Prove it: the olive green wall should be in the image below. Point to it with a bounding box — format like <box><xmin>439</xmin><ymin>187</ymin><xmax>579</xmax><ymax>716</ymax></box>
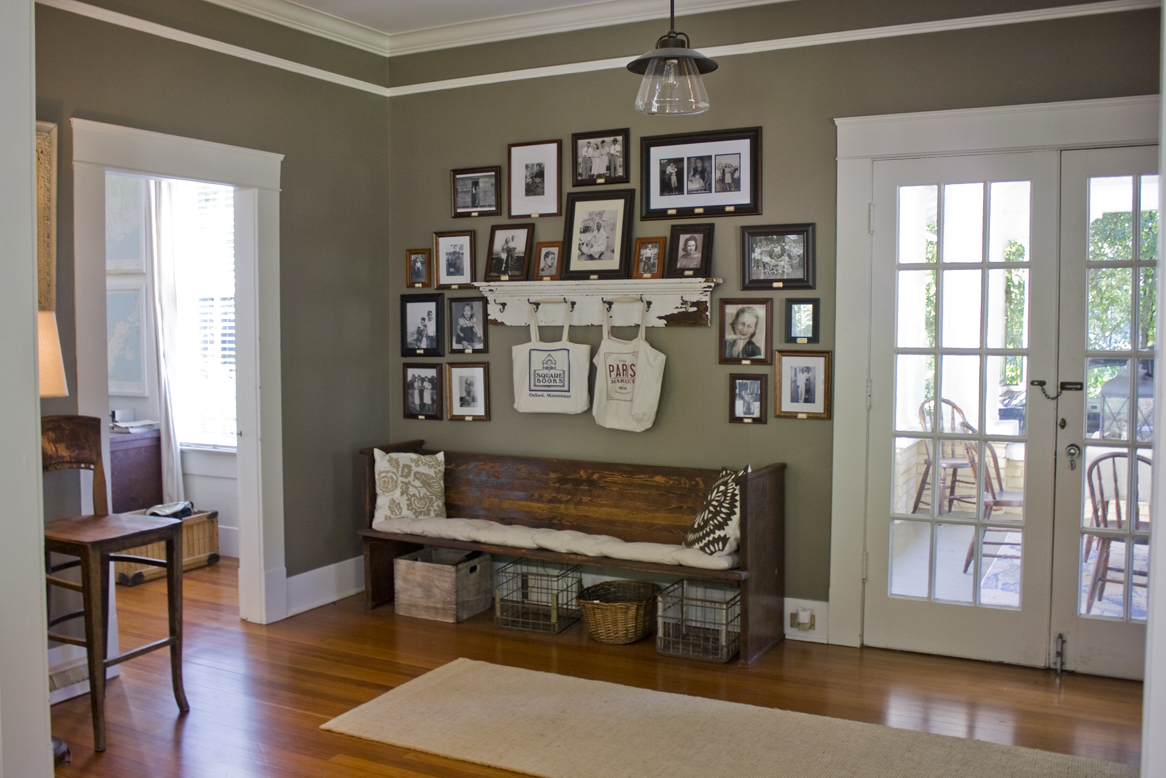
<box><xmin>35</xmin><ymin>2</ymin><xmax>391</xmax><ymax>576</ymax></box>
<box><xmin>388</xmin><ymin>6</ymin><xmax>1160</xmax><ymax>602</ymax></box>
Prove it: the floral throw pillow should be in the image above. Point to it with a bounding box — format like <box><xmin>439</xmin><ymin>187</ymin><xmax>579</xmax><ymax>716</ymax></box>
<box><xmin>374</xmin><ymin>449</ymin><xmax>446</xmax><ymax>520</ymax></box>
<box><xmin>683</xmin><ymin>467</ymin><xmax>747</xmax><ymax>556</ymax></box>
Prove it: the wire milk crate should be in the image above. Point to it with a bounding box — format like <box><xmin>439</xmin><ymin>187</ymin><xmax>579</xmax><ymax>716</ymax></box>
<box><xmin>656</xmin><ymin>580</ymin><xmax>741</xmax><ymax>662</ymax></box>
<box><xmin>494</xmin><ymin>559</ymin><xmax>582</xmax><ymax>633</ymax></box>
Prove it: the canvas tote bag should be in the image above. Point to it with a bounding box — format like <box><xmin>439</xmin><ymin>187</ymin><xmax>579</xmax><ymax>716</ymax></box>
<box><xmin>591</xmin><ymin>302</ymin><xmax>666</xmax><ymax>432</ymax></box>
<box><xmin>512</xmin><ymin>303</ymin><xmax>591</xmax><ymax>414</ymax></box>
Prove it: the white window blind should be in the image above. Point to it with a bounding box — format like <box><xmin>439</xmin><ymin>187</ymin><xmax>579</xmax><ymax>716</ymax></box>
<box><xmin>168</xmin><ymin>180</ymin><xmax>236</xmax><ymax>448</ymax></box>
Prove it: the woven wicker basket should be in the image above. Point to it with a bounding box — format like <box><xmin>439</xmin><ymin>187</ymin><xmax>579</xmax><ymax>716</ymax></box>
<box><xmin>577</xmin><ymin>580</ymin><xmax>660</xmax><ymax>644</ymax></box>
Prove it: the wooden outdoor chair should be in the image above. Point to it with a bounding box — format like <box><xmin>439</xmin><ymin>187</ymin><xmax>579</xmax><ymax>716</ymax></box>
<box><xmin>911</xmin><ymin>398</ymin><xmax>976</xmax><ymax>515</ymax></box>
<box><xmin>1083</xmin><ymin>451</ymin><xmax>1151</xmax><ymax>614</ymax></box>
<box><xmin>960</xmin><ymin>424</ymin><xmax>1024</xmax><ymax>573</ymax></box>
<box><xmin>42</xmin><ymin>415</ymin><xmax>189</xmax><ymax>752</ymax></box>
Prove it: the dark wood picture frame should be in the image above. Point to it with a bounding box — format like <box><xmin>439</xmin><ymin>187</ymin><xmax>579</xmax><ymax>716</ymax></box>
<box><xmin>450</xmin><ymin>166</ymin><xmax>501</xmax><ymax>218</ymax></box>
<box><xmin>404</xmin><ymin>248</ymin><xmax>431</xmax><ymax>288</ymax></box>
<box><xmin>448</xmin><ymin>296</ymin><xmax>488</xmax><ymax>354</ymax></box>
<box><xmin>400</xmin><ymin>292</ymin><xmax>445</xmax><ymax>358</ymax></box>
<box><xmin>571</xmin><ymin>128</ymin><xmax>630</xmax><ymax>187</ymax></box>
<box><xmin>775</xmin><ymin>350</ymin><xmax>832</xmax><ymax>420</ymax></box>
<box><xmin>561</xmin><ymin>188</ymin><xmax>636</xmax><ymax>281</ymax></box>
<box><xmin>666</xmin><ymin>222</ymin><xmax>714</xmax><ymax>278</ymax></box>
<box><xmin>533</xmin><ymin>241</ymin><xmax>563</xmax><ymax>280</ymax></box>
<box><xmin>445</xmin><ymin>362</ymin><xmax>490</xmax><ymax>421</ymax></box>
<box><xmin>402</xmin><ymin>362</ymin><xmax>443</xmax><ymax>420</ymax></box>
<box><xmin>484</xmin><ymin>223</ymin><xmax>535</xmax><ymax>282</ymax></box>
<box><xmin>729</xmin><ymin>373</ymin><xmax>768</xmax><ymax>424</ymax></box>
<box><xmin>785</xmin><ymin>297</ymin><xmax>820</xmax><ymax>344</ymax></box>
<box><xmin>632</xmin><ymin>237</ymin><xmax>666</xmax><ymax>280</ymax></box>
<box><xmin>433</xmin><ymin>230</ymin><xmax>476</xmax><ymax>290</ymax></box>
<box><xmin>741</xmin><ymin>223</ymin><xmax>816</xmax><ymax>290</ymax></box>
<box><xmin>640</xmin><ymin>127</ymin><xmax>761</xmax><ymax>220</ymax></box>
<box><xmin>508</xmin><ymin>139</ymin><xmax>562</xmax><ymax>218</ymax></box>
<box><xmin>719</xmin><ymin>297</ymin><xmax>773</xmax><ymax>365</ymax></box>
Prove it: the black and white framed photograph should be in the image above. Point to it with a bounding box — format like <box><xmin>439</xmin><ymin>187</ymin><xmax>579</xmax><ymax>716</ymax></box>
<box><xmin>571</xmin><ymin>128</ymin><xmax>630</xmax><ymax>186</ymax></box>
<box><xmin>785</xmin><ymin>297</ymin><xmax>820</xmax><ymax>344</ymax></box>
<box><xmin>632</xmin><ymin>237</ymin><xmax>665</xmax><ymax>279</ymax></box>
<box><xmin>403</xmin><ymin>363</ymin><xmax>443</xmax><ymax>420</ymax></box>
<box><xmin>775</xmin><ymin>350</ymin><xmax>832</xmax><ymax>420</ymax></box>
<box><xmin>484</xmin><ymin>223</ymin><xmax>535</xmax><ymax>281</ymax></box>
<box><xmin>729</xmin><ymin>373</ymin><xmax>767</xmax><ymax>424</ymax></box>
<box><xmin>641</xmin><ymin>127</ymin><xmax>761</xmax><ymax>220</ymax></box>
<box><xmin>400</xmin><ymin>293</ymin><xmax>444</xmax><ymax>357</ymax></box>
<box><xmin>450</xmin><ymin>166</ymin><xmax>501</xmax><ymax>218</ymax></box>
<box><xmin>560</xmin><ymin>189</ymin><xmax>635</xmax><ymax>281</ymax></box>
<box><xmin>433</xmin><ymin>230</ymin><xmax>475</xmax><ymax>289</ymax></box>
<box><xmin>666</xmin><ymin>222</ymin><xmax>714</xmax><ymax>278</ymax></box>
<box><xmin>405</xmin><ymin>248</ymin><xmax>431</xmax><ymax>288</ymax></box>
<box><xmin>448</xmin><ymin>297</ymin><xmax>487</xmax><ymax>353</ymax></box>
<box><xmin>533</xmin><ymin>241</ymin><xmax>563</xmax><ymax>280</ymax></box>
<box><xmin>509</xmin><ymin>140</ymin><xmax>562</xmax><ymax>218</ymax></box>
<box><xmin>719</xmin><ymin>298</ymin><xmax>773</xmax><ymax>365</ymax></box>
<box><xmin>741</xmin><ymin>223</ymin><xmax>815</xmax><ymax>290</ymax></box>
<box><xmin>445</xmin><ymin>362</ymin><xmax>490</xmax><ymax>421</ymax></box>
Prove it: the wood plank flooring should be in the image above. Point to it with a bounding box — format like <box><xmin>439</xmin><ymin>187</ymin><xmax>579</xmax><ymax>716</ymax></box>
<box><xmin>51</xmin><ymin>559</ymin><xmax>1142</xmax><ymax>776</ymax></box>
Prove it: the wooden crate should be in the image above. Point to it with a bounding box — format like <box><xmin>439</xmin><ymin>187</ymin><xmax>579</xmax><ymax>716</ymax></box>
<box><xmin>114</xmin><ymin>509</ymin><xmax>220</xmax><ymax>586</ymax></box>
<box><xmin>394</xmin><ymin>548</ymin><xmax>492</xmax><ymax>623</ymax></box>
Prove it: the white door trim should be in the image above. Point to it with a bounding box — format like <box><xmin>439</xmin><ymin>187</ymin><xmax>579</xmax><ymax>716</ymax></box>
<box><xmin>70</xmin><ymin>119</ymin><xmax>287</xmax><ymax>624</ymax></box>
<box><xmin>830</xmin><ymin>95</ymin><xmax>1161</xmax><ymax>648</ymax></box>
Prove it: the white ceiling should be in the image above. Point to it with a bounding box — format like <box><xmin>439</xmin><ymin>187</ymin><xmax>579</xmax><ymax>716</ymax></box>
<box><xmin>203</xmin><ymin>0</ymin><xmax>789</xmax><ymax>56</ymax></box>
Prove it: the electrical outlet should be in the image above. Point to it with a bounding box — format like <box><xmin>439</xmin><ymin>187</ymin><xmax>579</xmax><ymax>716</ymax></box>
<box><xmin>789</xmin><ymin>611</ymin><xmax>816</xmax><ymax>630</ymax></box>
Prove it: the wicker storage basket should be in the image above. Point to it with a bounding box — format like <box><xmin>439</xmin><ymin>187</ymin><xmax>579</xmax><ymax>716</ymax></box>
<box><xmin>578</xmin><ymin>580</ymin><xmax>660</xmax><ymax>644</ymax></box>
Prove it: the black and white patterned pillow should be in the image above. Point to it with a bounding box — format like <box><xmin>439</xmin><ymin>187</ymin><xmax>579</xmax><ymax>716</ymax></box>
<box><xmin>683</xmin><ymin>468</ymin><xmax>747</xmax><ymax>556</ymax></box>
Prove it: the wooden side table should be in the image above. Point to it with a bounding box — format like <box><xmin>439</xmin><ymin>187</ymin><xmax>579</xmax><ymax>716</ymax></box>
<box><xmin>44</xmin><ymin>512</ymin><xmax>189</xmax><ymax>752</ymax></box>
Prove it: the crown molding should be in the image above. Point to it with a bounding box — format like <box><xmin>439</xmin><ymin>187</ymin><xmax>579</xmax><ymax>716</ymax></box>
<box><xmin>202</xmin><ymin>0</ymin><xmax>795</xmax><ymax>57</ymax></box>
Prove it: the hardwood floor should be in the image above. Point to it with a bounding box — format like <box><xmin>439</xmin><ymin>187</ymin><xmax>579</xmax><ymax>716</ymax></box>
<box><xmin>51</xmin><ymin>559</ymin><xmax>1142</xmax><ymax>776</ymax></box>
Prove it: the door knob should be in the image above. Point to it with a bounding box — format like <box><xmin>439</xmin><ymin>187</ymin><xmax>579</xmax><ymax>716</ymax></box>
<box><xmin>1066</xmin><ymin>443</ymin><xmax>1081</xmax><ymax>470</ymax></box>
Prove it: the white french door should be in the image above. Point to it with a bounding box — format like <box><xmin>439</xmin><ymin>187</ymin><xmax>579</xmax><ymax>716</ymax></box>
<box><xmin>865</xmin><ymin>151</ymin><xmax>1060</xmax><ymax>666</ymax></box>
<box><xmin>865</xmin><ymin>146</ymin><xmax>1157</xmax><ymax>676</ymax></box>
<box><xmin>1050</xmin><ymin>146</ymin><xmax>1156</xmax><ymax>679</ymax></box>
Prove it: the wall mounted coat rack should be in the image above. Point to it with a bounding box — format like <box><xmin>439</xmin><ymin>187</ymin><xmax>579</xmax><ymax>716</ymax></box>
<box><xmin>473</xmin><ymin>278</ymin><xmax>721</xmax><ymax>328</ymax></box>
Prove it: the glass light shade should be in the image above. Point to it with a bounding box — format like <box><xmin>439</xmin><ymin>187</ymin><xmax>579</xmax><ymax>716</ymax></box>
<box><xmin>38</xmin><ymin>311</ymin><xmax>68</xmax><ymax>398</ymax></box>
<box><xmin>634</xmin><ymin>55</ymin><xmax>709</xmax><ymax>116</ymax></box>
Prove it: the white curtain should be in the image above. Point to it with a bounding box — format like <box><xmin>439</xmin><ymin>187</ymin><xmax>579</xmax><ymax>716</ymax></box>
<box><xmin>148</xmin><ymin>179</ymin><xmax>185</xmax><ymax>503</ymax></box>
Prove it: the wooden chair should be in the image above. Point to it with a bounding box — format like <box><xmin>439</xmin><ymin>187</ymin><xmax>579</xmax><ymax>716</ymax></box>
<box><xmin>42</xmin><ymin>415</ymin><xmax>189</xmax><ymax>752</ymax></box>
<box><xmin>960</xmin><ymin>427</ymin><xmax>1024</xmax><ymax>573</ymax></box>
<box><xmin>1084</xmin><ymin>451</ymin><xmax>1151</xmax><ymax>614</ymax></box>
<box><xmin>910</xmin><ymin>398</ymin><xmax>976</xmax><ymax>515</ymax></box>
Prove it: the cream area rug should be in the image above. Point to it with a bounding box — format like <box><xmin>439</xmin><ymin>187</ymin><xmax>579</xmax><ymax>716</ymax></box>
<box><xmin>322</xmin><ymin>658</ymin><xmax>1137</xmax><ymax>778</ymax></box>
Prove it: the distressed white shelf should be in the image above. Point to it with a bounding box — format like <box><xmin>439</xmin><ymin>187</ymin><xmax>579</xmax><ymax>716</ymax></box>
<box><xmin>473</xmin><ymin>278</ymin><xmax>722</xmax><ymax>328</ymax></box>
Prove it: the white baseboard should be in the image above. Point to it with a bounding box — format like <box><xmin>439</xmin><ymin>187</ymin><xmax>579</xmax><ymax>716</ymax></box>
<box><xmin>783</xmin><ymin>598</ymin><xmax>829</xmax><ymax>644</ymax></box>
<box><xmin>218</xmin><ymin>524</ymin><xmax>240</xmax><ymax>558</ymax></box>
<box><xmin>285</xmin><ymin>555</ymin><xmax>364</xmax><ymax>617</ymax></box>
<box><xmin>47</xmin><ymin>644</ymin><xmax>119</xmax><ymax>704</ymax></box>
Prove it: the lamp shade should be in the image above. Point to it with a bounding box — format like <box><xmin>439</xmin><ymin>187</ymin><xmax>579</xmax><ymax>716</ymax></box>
<box><xmin>628</xmin><ymin>32</ymin><xmax>717</xmax><ymax>116</ymax></box>
<box><xmin>38</xmin><ymin>310</ymin><xmax>68</xmax><ymax>398</ymax></box>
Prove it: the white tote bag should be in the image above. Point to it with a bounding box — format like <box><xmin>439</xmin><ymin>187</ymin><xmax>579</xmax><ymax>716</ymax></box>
<box><xmin>591</xmin><ymin>302</ymin><xmax>666</xmax><ymax>432</ymax></box>
<box><xmin>512</xmin><ymin>303</ymin><xmax>591</xmax><ymax>414</ymax></box>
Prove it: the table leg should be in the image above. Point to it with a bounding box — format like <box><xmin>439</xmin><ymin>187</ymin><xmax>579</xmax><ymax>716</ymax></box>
<box><xmin>166</xmin><ymin>533</ymin><xmax>189</xmax><ymax>713</ymax></box>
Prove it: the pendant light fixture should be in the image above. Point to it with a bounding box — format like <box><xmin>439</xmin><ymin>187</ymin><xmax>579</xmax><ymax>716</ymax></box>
<box><xmin>627</xmin><ymin>0</ymin><xmax>718</xmax><ymax>116</ymax></box>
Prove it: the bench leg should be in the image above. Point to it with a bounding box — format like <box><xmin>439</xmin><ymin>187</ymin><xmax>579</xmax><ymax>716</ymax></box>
<box><xmin>363</xmin><ymin>538</ymin><xmax>424</xmax><ymax>609</ymax></box>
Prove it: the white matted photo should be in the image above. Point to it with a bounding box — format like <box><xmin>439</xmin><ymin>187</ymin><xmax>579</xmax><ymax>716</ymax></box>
<box><xmin>775</xmin><ymin>350</ymin><xmax>832</xmax><ymax>419</ymax></box>
<box><xmin>445</xmin><ymin>362</ymin><xmax>490</xmax><ymax>420</ymax></box>
<box><xmin>433</xmin><ymin>231</ymin><xmax>475</xmax><ymax>288</ymax></box>
<box><xmin>509</xmin><ymin>140</ymin><xmax>561</xmax><ymax>218</ymax></box>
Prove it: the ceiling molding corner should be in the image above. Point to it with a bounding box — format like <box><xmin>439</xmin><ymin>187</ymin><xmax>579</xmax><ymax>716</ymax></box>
<box><xmin>200</xmin><ymin>0</ymin><xmax>392</xmax><ymax>54</ymax></box>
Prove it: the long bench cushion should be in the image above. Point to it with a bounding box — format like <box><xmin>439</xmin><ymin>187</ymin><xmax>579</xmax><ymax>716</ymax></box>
<box><xmin>371</xmin><ymin>516</ymin><xmax>739</xmax><ymax>571</ymax></box>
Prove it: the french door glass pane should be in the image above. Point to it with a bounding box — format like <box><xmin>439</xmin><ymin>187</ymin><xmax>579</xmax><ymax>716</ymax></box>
<box><xmin>986</xmin><ymin>355</ymin><xmax>1027</xmax><ymax>436</ymax></box>
<box><xmin>979</xmin><ymin>527</ymin><xmax>1021</xmax><ymax>608</ymax></box>
<box><xmin>1080</xmin><ymin>534</ymin><xmax>1126</xmax><ymax>618</ymax></box>
<box><xmin>1088</xmin><ymin>176</ymin><xmax>1133</xmax><ymax>263</ymax></box>
<box><xmin>1141</xmin><ymin>175</ymin><xmax>1158</xmax><ymax>262</ymax></box>
<box><xmin>891</xmin><ymin>520</ymin><xmax>931</xmax><ymax>598</ymax></box>
<box><xmin>988</xmin><ymin>181</ymin><xmax>1031</xmax><ymax>263</ymax></box>
<box><xmin>899</xmin><ymin>185</ymin><xmax>938</xmax><ymax>264</ymax></box>
<box><xmin>897</xmin><ymin>270</ymin><xmax>936</xmax><ymax>347</ymax></box>
<box><xmin>1132</xmin><ymin>539</ymin><xmax>1150</xmax><ymax>621</ymax></box>
<box><xmin>1140</xmin><ymin>268</ymin><xmax>1156</xmax><ymax>348</ymax></box>
<box><xmin>1133</xmin><ymin>448</ymin><xmax>1153</xmax><ymax>532</ymax></box>
<box><xmin>980</xmin><ymin>441</ymin><xmax>1025</xmax><ymax>523</ymax></box>
<box><xmin>1087</xmin><ymin>268</ymin><xmax>1132</xmax><ymax>351</ymax></box>
<box><xmin>934</xmin><ymin>523</ymin><xmax>975</xmax><ymax>603</ymax></box>
<box><xmin>940</xmin><ymin>355</ymin><xmax>980</xmax><ymax>431</ymax></box>
<box><xmin>986</xmin><ymin>268</ymin><xmax>1029</xmax><ymax>349</ymax></box>
<box><xmin>893</xmin><ymin>438</ymin><xmax>932</xmax><ymax>517</ymax></box>
<box><xmin>1088</xmin><ymin>359</ymin><xmax>1131</xmax><ymax>441</ymax></box>
<box><xmin>943</xmin><ymin>183</ymin><xmax>984</xmax><ymax>263</ymax></box>
<box><xmin>895</xmin><ymin>355</ymin><xmax>933</xmax><ymax>432</ymax></box>
<box><xmin>941</xmin><ymin>269</ymin><xmax>982</xmax><ymax>348</ymax></box>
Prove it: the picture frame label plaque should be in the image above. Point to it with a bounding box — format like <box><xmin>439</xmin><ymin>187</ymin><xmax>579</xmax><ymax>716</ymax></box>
<box><xmin>695</xmin><ymin>208</ymin><xmax>704</xmax><ymax>214</ymax></box>
<box><xmin>798</xmin><ymin>338</ymin><xmax>808</xmax><ymax>344</ymax></box>
<box><xmin>532</xmin><ymin>213</ymin><xmax>540</xmax><ymax>218</ymax></box>
<box><xmin>726</xmin><ymin>206</ymin><xmax>736</xmax><ymax>212</ymax></box>
<box><xmin>500</xmin><ymin>275</ymin><xmax>509</xmax><ymax>281</ymax></box>
<box><xmin>742</xmin><ymin>360</ymin><xmax>751</xmax><ymax>365</ymax></box>
<box><xmin>596</xmin><ymin>178</ymin><xmax>605</xmax><ymax>184</ymax></box>
<box><xmin>743</xmin><ymin>418</ymin><xmax>753</xmax><ymax>424</ymax></box>
<box><xmin>798</xmin><ymin>413</ymin><xmax>808</xmax><ymax>419</ymax></box>
<box><xmin>415</xmin><ymin>349</ymin><xmax>423</xmax><ymax>354</ymax></box>
<box><xmin>667</xmin><ymin>209</ymin><xmax>676</xmax><ymax>215</ymax></box>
